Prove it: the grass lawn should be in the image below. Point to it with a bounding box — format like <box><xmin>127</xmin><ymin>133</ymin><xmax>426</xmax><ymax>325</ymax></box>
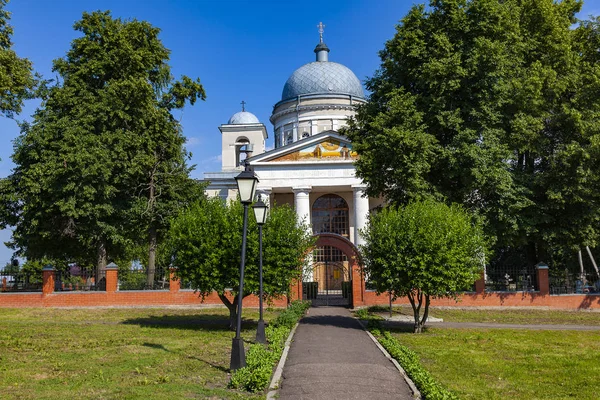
<box><xmin>390</xmin><ymin>327</ymin><xmax>600</xmax><ymax>399</ymax></box>
<box><xmin>0</xmin><ymin>307</ymin><xmax>281</xmax><ymax>399</ymax></box>
<box><xmin>369</xmin><ymin>304</ymin><xmax>600</xmax><ymax>325</ymax></box>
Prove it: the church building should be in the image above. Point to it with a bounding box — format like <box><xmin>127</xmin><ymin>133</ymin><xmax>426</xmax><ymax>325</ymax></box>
<box><xmin>204</xmin><ymin>25</ymin><xmax>383</xmax><ymax>306</ymax></box>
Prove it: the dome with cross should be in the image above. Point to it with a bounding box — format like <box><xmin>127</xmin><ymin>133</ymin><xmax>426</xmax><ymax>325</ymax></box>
<box><xmin>280</xmin><ymin>22</ymin><xmax>364</xmax><ymax>102</ymax></box>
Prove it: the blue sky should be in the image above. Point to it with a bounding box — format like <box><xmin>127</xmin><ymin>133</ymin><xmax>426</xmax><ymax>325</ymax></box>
<box><xmin>1</xmin><ymin>0</ymin><xmax>600</xmax><ymax>266</ymax></box>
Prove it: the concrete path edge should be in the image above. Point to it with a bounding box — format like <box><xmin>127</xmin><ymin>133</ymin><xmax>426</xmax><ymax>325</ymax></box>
<box><xmin>358</xmin><ymin>319</ymin><xmax>422</xmax><ymax>399</ymax></box>
<box><xmin>266</xmin><ymin>321</ymin><xmax>299</xmax><ymax>400</ymax></box>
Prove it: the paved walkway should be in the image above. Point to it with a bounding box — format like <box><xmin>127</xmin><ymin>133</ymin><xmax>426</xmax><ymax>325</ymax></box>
<box><xmin>277</xmin><ymin>306</ymin><xmax>414</xmax><ymax>400</ymax></box>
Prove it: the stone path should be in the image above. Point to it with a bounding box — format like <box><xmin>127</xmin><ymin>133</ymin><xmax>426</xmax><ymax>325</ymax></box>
<box><xmin>276</xmin><ymin>306</ymin><xmax>415</xmax><ymax>400</ymax></box>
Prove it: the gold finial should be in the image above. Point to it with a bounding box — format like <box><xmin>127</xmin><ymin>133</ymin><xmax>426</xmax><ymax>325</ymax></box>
<box><xmin>317</xmin><ymin>22</ymin><xmax>325</xmax><ymax>43</ymax></box>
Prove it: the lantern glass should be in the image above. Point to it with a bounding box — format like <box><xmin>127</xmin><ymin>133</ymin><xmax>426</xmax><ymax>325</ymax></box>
<box><xmin>235</xmin><ymin>169</ymin><xmax>258</xmax><ymax>204</ymax></box>
<box><xmin>252</xmin><ymin>197</ymin><xmax>269</xmax><ymax>225</ymax></box>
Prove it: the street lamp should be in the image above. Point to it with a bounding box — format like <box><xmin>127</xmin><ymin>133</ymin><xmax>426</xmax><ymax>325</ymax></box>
<box><xmin>230</xmin><ymin>161</ymin><xmax>258</xmax><ymax>371</ymax></box>
<box><xmin>252</xmin><ymin>194</ymin><xmax>269</xmax><ymax>344</ymax></box>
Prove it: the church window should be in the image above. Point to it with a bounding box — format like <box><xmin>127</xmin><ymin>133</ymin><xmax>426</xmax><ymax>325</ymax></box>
<box><xmin>302</xmin><ymin>132</ymin><xmax>310</xmax><ymax>139</ymax></box>
<box><xmin>312</xmin><ymin>194</ymin><xmax>349</xmax><ymax>238</ymax></box>
<box><xmin>284</xmin><ymin>123</ymin><xmax>293</xmax><ymax>145</ymax></box>
<box><xmin>313</xmin><ymin>245</ymin><xmax>348</xmax><ymax>263</ymax></box>
<box><xmin>317</xmin><ymin>119</ymin><xmax>333</xmax><ymax>133</ymax></box>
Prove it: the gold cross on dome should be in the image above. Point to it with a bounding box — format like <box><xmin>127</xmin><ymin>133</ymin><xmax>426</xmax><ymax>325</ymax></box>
<box><xmin>317</xmin><ymin>22</ymin><xmax>325</xmax><ymax>43</ymax></box>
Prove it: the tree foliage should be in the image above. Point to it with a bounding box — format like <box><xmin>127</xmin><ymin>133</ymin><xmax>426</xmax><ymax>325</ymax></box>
<box><xmin>345</xmin><ymin>0</ymin><xmax>600</xmax><ymax>268</ymax></box>
<box><xmin>361</xmin><ymin>200</ymin><xmax>487</xmax><ymax>332</ymax></box>
<box><xmin>0</xmin><ymin>0</ymin><xmax>36</xmax><ymax>118</ymax></box>
<box><xmin>0</xmin><ymin>11</ymin><xmax>205</xmax><ymax>270</ymax></box>
<box><xmin>168</xmin><ymin>198</ymin><xmax>314</xmax><ymax>328</ymax></box>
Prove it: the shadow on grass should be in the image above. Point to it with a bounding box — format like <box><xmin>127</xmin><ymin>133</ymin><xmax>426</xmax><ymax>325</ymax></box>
<box><xmin>122</xmin><ymin>313</ymin><xmax>257</xmax><ymax>333</ymax></box>
<box><xmin>141</xmin><ymin>342</ymin><xmax>229</xmax><ymax>372</ymax></box>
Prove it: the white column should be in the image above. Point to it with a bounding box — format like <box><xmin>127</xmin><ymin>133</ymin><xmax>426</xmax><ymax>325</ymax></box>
<box><xmin>293</xmin><ymin>187</ymin><xmax>313</xmax><ymax>281</ymax></box>
<box><xmin>353</xmin><ymin>185</ymin><xmax>369</xmax><ymax>246</ymax></box>
<box><xmin>293</xmin><ymin>187</ymin><xmax>312</xmax><ymax>228</ymax></box>
<box><xmin>292</xmin><ymin>124</ymin><xmax>298</xmax><ymax>143</ymax></box>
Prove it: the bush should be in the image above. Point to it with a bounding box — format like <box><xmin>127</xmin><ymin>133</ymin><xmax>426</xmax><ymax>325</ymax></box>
<box><xmin>229</xmin><ymin>300</ymin><xmax>310</xmax><ymax>392</ymax></box>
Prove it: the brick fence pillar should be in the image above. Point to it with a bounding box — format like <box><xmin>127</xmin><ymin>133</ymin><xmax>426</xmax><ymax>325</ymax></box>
<box><xmin>475</xmin><ymin>270</ymin><xmax>485</xmax><ymax>294</ymax></box>
<box><xmin>536</xmin><ymin>262</ymin><xmax>550</xmax><ymax>295</ymax></box>
<box><xmin>351</xmin><ymin>262</ymin><xmax>364</xmax><ymax>308</ymax></box>
<box><xmin>42</xmin><ymin>265</ymin><xmax>55</xmax><ymax>295</ymax></box>
<box><xmin>105</xmin><ymin>262</ymin><xmax>118</xmax><ymax>293</ymax></box>
<box><xmin>169</xmin><ymin>268</ymin><xmax>180</xmax><ymax>293</ymax></box>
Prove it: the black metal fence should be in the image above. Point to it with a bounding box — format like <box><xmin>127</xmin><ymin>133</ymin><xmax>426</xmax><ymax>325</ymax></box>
<box><xmin>485</xmin><ymin>264</ymin><xmax>537</xmax><ymax>292</ymax></box>
<box><xmin>118</xmin><ymin>266</ymin><xmax>170</xmax><ymax>290</ymax></box>
<box><xmin>55</xmin><ymin>267</ymin><xmax>106</xmax><ymax>291</ymax></box>
<box><xmin>550</xmin><ymin>270</ymin><xmax>600</xmax><ymax>295</ymax></box>
<box><xmin>0</xmin><ymin>270</ymin><xmax>43</xmax><ymax>292</ymax></box>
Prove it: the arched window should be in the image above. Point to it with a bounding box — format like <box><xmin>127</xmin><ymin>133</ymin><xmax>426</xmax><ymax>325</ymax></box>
<box><xmin>312</xmin><ymin>194</ymin><xmax>349</xmax><ymax>237</ymax></box>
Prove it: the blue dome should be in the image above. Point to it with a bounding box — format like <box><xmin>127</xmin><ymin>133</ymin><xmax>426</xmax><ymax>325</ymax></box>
<box><xmin>228</xmin><ymin>111</ymin><xmax>260</xmax><ymax>124</ymax></box>
<box><xmin>281</xmin><ymin>61</ymin><xmax>365</xmax><ymax>101</ymax></box>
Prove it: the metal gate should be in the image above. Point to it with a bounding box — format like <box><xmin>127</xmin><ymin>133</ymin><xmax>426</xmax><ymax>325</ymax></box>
<box><xmin>303</xmin><ymin>246</ymin><xmax>352</xmax><ymax>306</ymax></box>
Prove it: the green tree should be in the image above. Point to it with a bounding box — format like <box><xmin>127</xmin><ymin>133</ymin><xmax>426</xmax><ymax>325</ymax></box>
<box><xmin>0</xmin><ymin>0</ymin><xmax>36</xmax><ymax>118</ymax></box>
<box><xmin>361</xmin><ymin>200</ymin><xmax>487</xmax><ymax>333</ymax></box>
<box><xmin>1</xmin><ymin>11</ymin><xmax>204</xmax><ymax>271</ymax></box>
<box><xmin>168</xmin><ymin>198</ymin><xmax>314</xmax><ymax>329</ymax></box>
<box><xmin>345</xmin><ymin>0</ymin><xmax>600</xmax><ymax>270</ymax></box>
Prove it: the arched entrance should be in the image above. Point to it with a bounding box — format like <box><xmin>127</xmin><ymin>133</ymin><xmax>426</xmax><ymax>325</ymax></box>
<box><xmin>303</xmin><ymin>233</ymin><xmax>362</xmax><ymax>307</ymax></box>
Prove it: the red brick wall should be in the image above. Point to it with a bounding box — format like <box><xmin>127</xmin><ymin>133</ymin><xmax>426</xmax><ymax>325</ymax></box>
<box><xmin>0</xmin><ymin>290</ymin><xmax>289</xmax><ymax>308</ymax></box>
<box><xmin>363</xmin><ymin>290</ymin><xmax>600</xmax><ymax>310</ymax></box>
<box><xmin>2</xmin><ymin>289</ymin><xmax>598</xmax><ymax>309</ymax></box>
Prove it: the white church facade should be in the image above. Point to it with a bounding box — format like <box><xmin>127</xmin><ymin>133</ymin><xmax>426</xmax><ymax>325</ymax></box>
<box><xmin>204</xmin><ymin>27</ymin><xmax>383</xmax><ymax>306</ymax></box>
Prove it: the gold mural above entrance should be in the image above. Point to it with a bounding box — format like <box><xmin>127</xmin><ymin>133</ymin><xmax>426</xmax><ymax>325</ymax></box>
<box><xmin>271</xmin><ymin>139</ymin><xmax>358</xmax><ymax>162</ymax></box>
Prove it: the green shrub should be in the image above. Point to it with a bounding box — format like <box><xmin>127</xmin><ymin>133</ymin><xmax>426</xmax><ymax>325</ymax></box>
<box><xmin>229</xmin><ymin>300</ymin><xmax>310</xmax><ymax>393</ymax></box>
<box><xmin>373</xmin><ymin>330</ymin><xmax>458</xmax><ymax>400</ymax></box>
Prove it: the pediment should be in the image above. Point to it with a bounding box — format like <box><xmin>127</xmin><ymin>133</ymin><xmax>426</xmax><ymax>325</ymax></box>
<box><xmin>248</xmin><ymin>130</ymin><xmax>356</xmax><ymax>164</ymax></box>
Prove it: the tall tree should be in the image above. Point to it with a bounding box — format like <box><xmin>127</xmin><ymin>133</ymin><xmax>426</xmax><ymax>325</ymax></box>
<box><xmin>168</xmin><ymin>198</ymin><xmax>314</xmax><ymax>329</ymax></box>
<box><xmin>361</xmin><ymin>201</ymin><xmax>488</xmax><ymax>333</ymax></box>
<box><xmin>0</xmin><ymin>0</ymin><xmax>36</xmax><ymax>118</ymax></box>
<box><xmin>346</xmin><ymin>0</ymin><xmax>600</xmax><ymax>268</ymax></box>
<box><xmin>1</xmin><ymin>11</ymin><xmax>205</xmax><ymax>270</ymax></box>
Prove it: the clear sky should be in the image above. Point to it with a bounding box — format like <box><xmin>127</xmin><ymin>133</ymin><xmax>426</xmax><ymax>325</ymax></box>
<box><xmin>1</xmin><ymin>0</ymin><xmax>600</xmax><ymax>266</ymax></box>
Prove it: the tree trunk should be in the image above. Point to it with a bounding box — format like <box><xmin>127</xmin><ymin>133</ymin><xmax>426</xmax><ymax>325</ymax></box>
<box><xmin>147</xmin><ymin>225</ymin><xmax>157</xmax><ymax>289</ymax></box>
<box><xmin>407</xmin><ymin>290</ymin><xmax>430</xmax><ymax>333</ymax></box>
<box><xmin>96</xmin><ymin>240</ymin><xmax>107</xmax><ymax>289</ymax></box>
<box><xmin>146</xmin><ymin>172</ymin><xmax>156</xmax><ymax>289</ymax></box>
<box><xmin>218</xmin><ymin>293</ymin><xmax>238</xmax><ymax>331</ymax></box>
<box><xmin>526</xmin><ymin>241</ymin><xmax>538</xmax><ymax>268</ymax></box>
<box><xmin>407</xmin><ymin>290</ymin><xmax>422</xmax><ymax>333</ymax></box>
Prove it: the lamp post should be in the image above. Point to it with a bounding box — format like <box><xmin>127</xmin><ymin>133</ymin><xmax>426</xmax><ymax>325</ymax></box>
<box><xmin>252</xmin><ymin>195</ymin><xmax>269</xmax><ymax>344</ymax></box>
<box><xmin>230</xmin><ymin>161</ymin><xmax>258</xmax><ymax>371</ymax></box>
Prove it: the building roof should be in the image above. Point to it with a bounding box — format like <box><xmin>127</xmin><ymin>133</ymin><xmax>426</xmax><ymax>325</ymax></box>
<box><xmin>227</xmin><ymin>111</ymin><xmax>260</xmax><ymax>125</ymax></box>
<box><xmin>281</xmin><ymin>61</ymin><xmax>365</xmax><ymax>102</ymax></box>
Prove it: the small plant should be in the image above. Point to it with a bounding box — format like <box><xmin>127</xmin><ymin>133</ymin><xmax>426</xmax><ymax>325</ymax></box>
<box><xmin>354</xmin><ymin>308</ymin><xmax>370</xmax><ymax>319</ymax></box>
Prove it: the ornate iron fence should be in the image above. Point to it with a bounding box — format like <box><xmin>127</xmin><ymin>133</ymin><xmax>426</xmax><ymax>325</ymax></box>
<box><xmin>118</xmin><ymin>266</ymin><xmax>170</xmax><ymax>290</ymax></box>
<box><xmin>550</xmin><ymin>269</ymin><xmax>600</xmax><ymax>295</ymax></box>
<box><xmin>485</xmin><ymin>264</ymin><xmax>537</xmax><ymax>292</ymax></box>
<box><xmin>0</xmin><ymin>270</ymin><xmax>43</xmax><ymax>292</ymax></box>
<box><xmin>55</xmin><ymin>267</ymin><xmax>106</xmax><ymax>291</ymax></box>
